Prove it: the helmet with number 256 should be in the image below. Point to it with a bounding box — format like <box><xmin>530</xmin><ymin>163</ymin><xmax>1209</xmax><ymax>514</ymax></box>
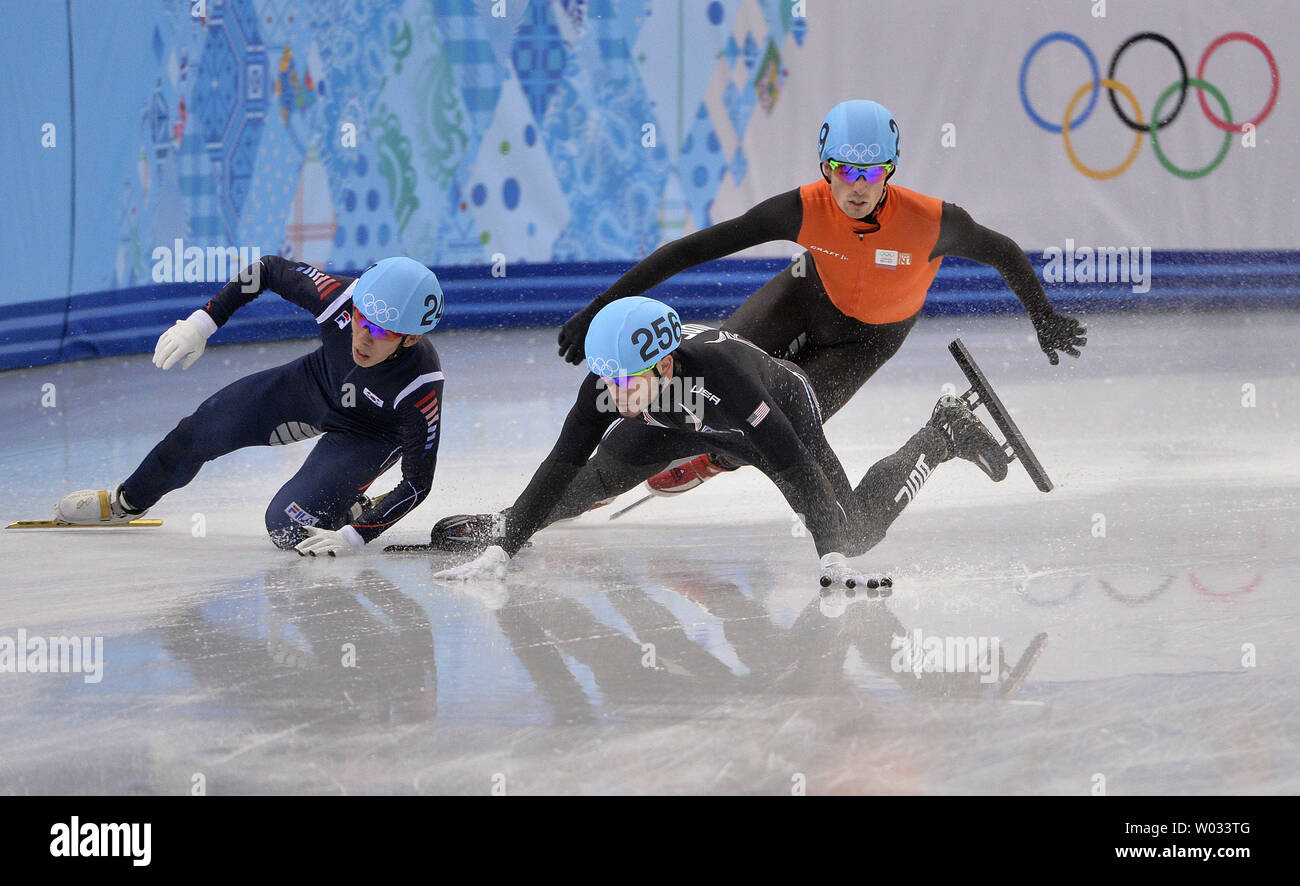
<box><xmin>584</xmin><ymin>297</ymin><xmax>683</xmax><ymax>380</ymax></box>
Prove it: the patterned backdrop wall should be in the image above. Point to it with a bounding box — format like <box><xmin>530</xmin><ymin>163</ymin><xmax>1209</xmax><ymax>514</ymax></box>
<box><xmin>1</xmin><ymin>0</ymin><xmax>1295</xmax><ymax>369</ymax></box>
<box><xmin>58</xmin><ymin>0</ymin><xmax>808</xmax><ymax>287</ymax></box>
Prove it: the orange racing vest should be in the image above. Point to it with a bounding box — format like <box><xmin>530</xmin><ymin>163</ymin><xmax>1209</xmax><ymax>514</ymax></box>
<box><xmin>796</xmin><ymin>179</ymin><xmax>944</xmax><ymax>324</ymax></box>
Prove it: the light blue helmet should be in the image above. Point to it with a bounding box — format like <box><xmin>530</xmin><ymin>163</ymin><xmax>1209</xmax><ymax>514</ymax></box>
<box><xmin>817</xmin><ymin>100</ymin><xmax>900</xmax><ymax>166</ymax></box>
<box><xmin>584</xmin><ymin>297</ymin><xmax>682</xmax><ymax>379</ymax></box>
<box><xmin>353</xmin><ymin>257</ymin><xmax>444</xmax><ymax>335</ymax></box>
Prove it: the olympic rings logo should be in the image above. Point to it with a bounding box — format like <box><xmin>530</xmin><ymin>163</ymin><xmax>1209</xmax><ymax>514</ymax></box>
<box><xmin>360</xmin><ymin>292</ymin><xmax>399</xmax><ymax>324</ymax></box>
<box><xmin>1019</xmin><ymin>31</ymin><xmax>1280</xmax><ymax>179</ymax></box>
<box><xmin>830</xmin><ymin>142</ymin><xmax>885</xmax><ymax>164</ymax></box>
<box><xmin>586</xmin><ymin>355</ymin><xmax>628</xmax><ymax>378</ymax></box>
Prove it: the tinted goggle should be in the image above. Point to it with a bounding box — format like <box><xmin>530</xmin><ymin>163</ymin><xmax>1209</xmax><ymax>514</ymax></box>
<box><xmin>609</xmin><ymin>366</ymin><xmax>655</xmax><ymax>388</ymax></box>
<box><xmin>827</xmin><ymin>159</ymin><xmax>894</xmax><ymax>184</ymax></box>
<box><xmin>354</xmin><ymin>311</ymin><xmax>401</xmax><ymax>340</ymax></box>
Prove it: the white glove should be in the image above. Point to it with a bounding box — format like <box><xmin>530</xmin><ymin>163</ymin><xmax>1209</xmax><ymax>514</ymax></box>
<box><xmin>819</xmin><ymin>552</ymin><xmax>892</xmax><ymax>597</ymax></box>
<box><xmin>295</xmin><ymin>525</ymin><xmax>365</xmax><ymax>557</ymax></box>
<box><xmin>153</xmin><ymin>309</ymin><xmax>218</xmax><ymax>370</ymax></box>
<box><xmin>433</xmin><ymin>545</ymin><xmax>509</xmax><ymax>581</ymax></box>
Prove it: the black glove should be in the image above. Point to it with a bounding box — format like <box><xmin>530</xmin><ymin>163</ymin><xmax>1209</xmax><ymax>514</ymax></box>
<box><xmin>1034</xmin><ymin>312</ymin><xmax>1087</xmax><ymax>365</ymax></box>
<box><xmin>557</xmin><ymin>305</ymin><xmax>598</xmax><ymax>365</ymax></box>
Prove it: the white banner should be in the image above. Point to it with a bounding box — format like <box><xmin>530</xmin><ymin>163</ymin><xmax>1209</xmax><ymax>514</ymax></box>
<box><xmin>715</xmin><ymin>0</ymin><xmax>1295</xmax><ymax>252</ymax></box>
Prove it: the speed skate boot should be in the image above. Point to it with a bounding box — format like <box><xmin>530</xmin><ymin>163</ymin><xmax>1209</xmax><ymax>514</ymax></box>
<box><xmin>645</xmin><ymin>452</ymin><xmax>741</xmax><ymax>497</ymax></box>
<box><xmin>54</xmin><ymin>483</ymin><xmax>149</xmax><ymax>525</ymax></box>
<box><xmin>928</xmin><ymin>395</ymin><xmax>1008</xmax><ymax>482</ymax></box>
<box><xmin>428</xmin><ymin>510</ymin><xmax>508</xmax><ymax>552</ymax></box>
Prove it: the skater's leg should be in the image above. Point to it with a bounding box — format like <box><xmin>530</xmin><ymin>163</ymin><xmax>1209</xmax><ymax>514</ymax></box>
<box><xmin>792</xmin><ymin>310</ymin><xmax>919</xmax><ymax>419</ymax></box>
<box><xmin>264</xmin><ymin>432</ymin><xmax>401</xmax><ymax>549</ymax></box>
<box><xmin>720</xmin><ymin>258</ymin><xmax>818</xmax><ymax>356</ymax></box>
<box><xmin>846</xmin><ymin>396</ymin><xmax>1007</xmax><ymax>555</ymax></box>
<box><xmin>848</xmin><ymin>425</ymin><xmax>951</xmax><ymax>554</ymax></box>
<box><xmin>539</xmin><ymin>419</ymin><xmax>713</xmax><ymax>525</ymax></box>
<box><xmin>429</xmin><ymin>423</ymin><xmax>729</xmax><ymax>551</ymax></box>
<box><xmin>667</xmin><ymin>319</ymin><xmax>920</xmax><ymax>484</ymax></box>
<box><xmin>121</xmin><ymin>357</ymin><xmax>326</xmax><ymax>510</ymax></box>
<box><xmin>711</xmin><ymin>291</ymin><xmax>917</xmax><ymax>481</ymax></box>
<box><xmin>647</xmin><ymin>270</ymin><xmax>915</xmax><ymax>505</ymax></box>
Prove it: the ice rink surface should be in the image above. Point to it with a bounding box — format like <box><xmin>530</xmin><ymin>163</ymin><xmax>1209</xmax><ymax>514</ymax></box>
<box><xmin>1</xmin><ymin>310</ymin><xmax>1297</xmax><ymax>794</ymax></box>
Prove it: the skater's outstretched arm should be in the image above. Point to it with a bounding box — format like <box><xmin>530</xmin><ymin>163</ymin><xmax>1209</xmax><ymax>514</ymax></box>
<box><xmin>432</xmin><ymin>382</ymin><xmax>619</xmax><ymax>581</ymax></box>
<box><xmin>200</xmin><ymin>254</ymin><xmax>354</xmax><ymax>328</ymax></box>
<box><xmin>153</xmin><ymin>256</ymin><xmax>356</xmax><ymax>371</ymax></box>
<box><xmin>496</xmin><ymin>380</ymin><xmax>618</xmax><ymax>557</ymax></box>
<box><xmin>556</xmin><ymin>191</ymin><xmax>802</xmax><ymax>363</ymax></box>
<box><xmin>930</xmin><ymin>203</ymin><xmax>1087</xmax><ymax>364</ymax></box>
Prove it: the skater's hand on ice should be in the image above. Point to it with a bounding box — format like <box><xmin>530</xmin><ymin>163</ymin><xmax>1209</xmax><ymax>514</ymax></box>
<box><xmin>819</xmin><ymin>552</ymin><xmax>892</xmax><ymax>597</ymax></box>
<box><xmin>557</xmin><ymin>305</ymin><xmax>598</xmax><ymax>365</ymax></box>
<box><xmin>1034</xmin><ymin>312</ymin><xmax>1087</xmax><ymax>365</ymax></box>
<box><xmin>295</xmin><ymin>525</ymin><xmax>364</xmax><ymax>557</ymax></box>
<box><xmin>153</xmin><ymin>310</ymin><xmax>217</xmax><ymax>371</ymax></box>
<box><xmin>433</xmin><ymin>544</ymin><xmax>509</xmax><ymax>582</ymax></box>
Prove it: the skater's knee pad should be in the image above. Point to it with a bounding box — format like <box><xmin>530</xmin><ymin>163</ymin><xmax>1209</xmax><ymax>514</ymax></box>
<box><xmin>264</xmin><ymin>506</ymin><xmax>300</xmax><ymax>550</ymax></box>
<box><xmin>264</xmin><ymin>495</ymin><xmax>318</xmax><ymax>550</ymax></box>
<box><xmin>265</xmin><ymin>488</ymin><xmax>350</xmax><ymax>549</ymax></box>
<box><xmin>266</xmin><ymin>524</ymin><xmax>305</xmax><ymax>551</ymax></box>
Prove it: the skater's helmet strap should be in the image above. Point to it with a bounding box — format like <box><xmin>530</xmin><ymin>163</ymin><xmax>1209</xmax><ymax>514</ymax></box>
<box><xmin>585</xmin><ymin>297</ymin><xmax>682</xmax><ymax>380</ymax></box>
<box><xmin>354</xmin><ymin>257</ymin><xmax>444</xmax><ymax>336</ymax></box>
<box><xmin>818</xmin><ymin>100</ymin><xmax>900</xmax><ymax>167</ymax></box>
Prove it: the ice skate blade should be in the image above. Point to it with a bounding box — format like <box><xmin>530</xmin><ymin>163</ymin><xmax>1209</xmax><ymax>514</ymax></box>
<box><xmin>7</xmin><ymin>519</ymin><xmax>163</xmax><ymax>529</ymax></box>
<box><xmin>948</xmin><ymin>339</ymin><xmax>1054</xmax><ymax>493</ymax></box>
<box><xmin>998</xmin><ymin>631</ymin><xmax>1049</xmax><ymax>698</ymax></box>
